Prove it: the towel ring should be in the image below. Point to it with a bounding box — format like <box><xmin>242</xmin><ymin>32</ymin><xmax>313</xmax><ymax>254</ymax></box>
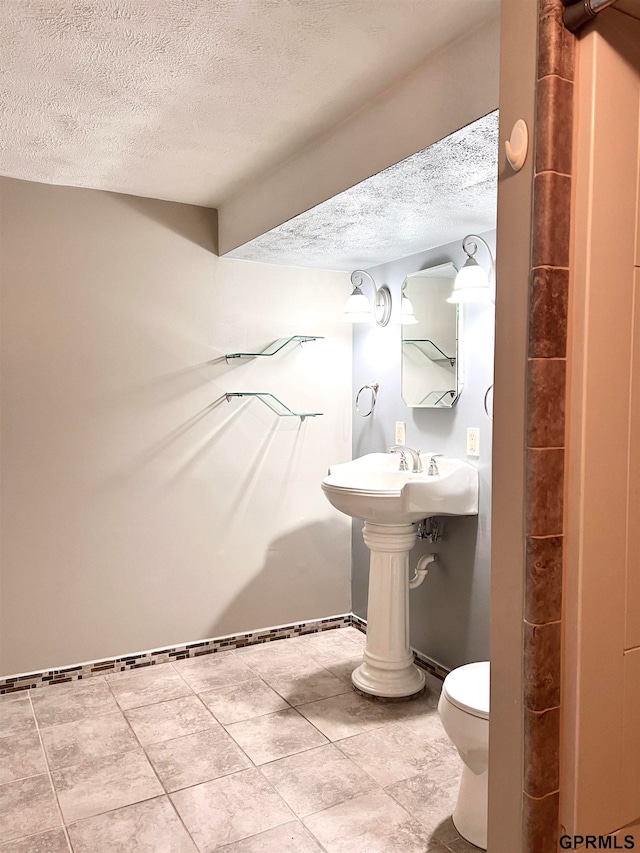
<box><xmin>484</xmin><ymin>383</ymin><xmax>494</xmax><ymax>421</ymax></box>
<box><xmin>355</xmin><ymin>383</ymin><xmax>379</xmax><ymax>417</ymax></box>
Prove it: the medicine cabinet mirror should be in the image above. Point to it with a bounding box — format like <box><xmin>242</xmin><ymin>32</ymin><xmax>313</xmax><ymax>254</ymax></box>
<box><xmin>401</xmin><ymin>262</ymin><xmax>462</xmax><ymax>408</ymax></box>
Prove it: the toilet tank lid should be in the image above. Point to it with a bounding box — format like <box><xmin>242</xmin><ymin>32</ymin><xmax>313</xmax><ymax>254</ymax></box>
<box><xmin>443</xmin><ymin>661</ymin><xmax>490</xmax><ymax>719</ymax></box>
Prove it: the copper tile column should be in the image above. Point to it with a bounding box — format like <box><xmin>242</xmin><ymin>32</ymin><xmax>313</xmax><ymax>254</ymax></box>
<box><xmin>522</xmin><ymin>2</ymin><xmax>575</xmax><ymax>850</ymax></box>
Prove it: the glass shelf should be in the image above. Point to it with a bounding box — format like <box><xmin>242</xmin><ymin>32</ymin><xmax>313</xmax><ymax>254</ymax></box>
<box><xmin>417</xmin><ymin>389</ymin><xmax>457</xmax><ymax>407</ymax></box>
<box><xmin>225</xmin><ymin>335</ymin><xmax>323</xmax><ymax>361</ymax></box>
<box><xmin>225</xmin><ymin>392</ymin><xmax>323</xmax><ymax>421</ymax></box>
<box><xmin>402</xmin><ymin>339</ymin><xmax>455</xmax><ymax>366</ymax></box>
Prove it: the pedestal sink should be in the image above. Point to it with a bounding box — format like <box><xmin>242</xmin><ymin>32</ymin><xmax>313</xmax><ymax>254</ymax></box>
<box><xmin>322</xmin><ymin>452</ymin><xmax>478</xmax><ymax>698</ymax></box>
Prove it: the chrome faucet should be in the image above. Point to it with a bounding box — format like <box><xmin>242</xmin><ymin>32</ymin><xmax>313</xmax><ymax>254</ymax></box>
<box><xmin>389</xmin><ymin>445</ymin><xmax>423</xmax><ymax>473</ymax></box>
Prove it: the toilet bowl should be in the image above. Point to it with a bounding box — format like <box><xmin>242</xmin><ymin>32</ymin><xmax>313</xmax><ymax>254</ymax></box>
<box><xmin>438</xmin><ymin>661</ymin><xmax>490</xmax><ymax>850</ymax></box>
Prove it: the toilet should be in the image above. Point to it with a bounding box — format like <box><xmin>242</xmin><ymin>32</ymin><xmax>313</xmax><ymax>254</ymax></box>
<box><xmin>438</xmin><ymin>661</ymin><xmax>490</xmax><ymax>850</ymax></box>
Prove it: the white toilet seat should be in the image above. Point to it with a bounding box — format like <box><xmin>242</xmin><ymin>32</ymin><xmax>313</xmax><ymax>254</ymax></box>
<box><xmin>442</xmin><ymin>661</ymin><xmax>490</xmax><ymax>719</ymax></box>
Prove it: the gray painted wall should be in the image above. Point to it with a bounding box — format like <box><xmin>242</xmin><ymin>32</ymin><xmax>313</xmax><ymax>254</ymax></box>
<box><xmin>351</xmin><ymin>231</ymin><xmax>495</xmax><ymax>671</ymax></box>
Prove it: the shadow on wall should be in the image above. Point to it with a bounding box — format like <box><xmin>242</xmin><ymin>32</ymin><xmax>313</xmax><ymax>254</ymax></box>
<box><xmin>100</xmin><ymin>338</ymin><xmax>298</xmax><ymax>487</ymax></box>
<box><xmin>353</xmin><ymin>414</ymin><xmax>388</xmax><ymax>460</ymax></box>
<box><xmin>105</xmin><ymin>354</ymin><xmax>231</xmax><ymax>410</ymax></box>
<box><xmin>409</xmin><ymin>514</ymin><xmax>480</xmax><ymax>670</ymax></box>
<box><xmin>209</xmin><ymin>519</ymin><xmax>351</xmax><ymax>638</ymax></box>
<box><xmin>101</xmin><ymin>389</ymin><xmax>244</xmax><ymax>487</ymax></box>
<box><xmin>114</xmin><ymin>193</ymin><xmax>218</xmax><ymax>253</ymax></box>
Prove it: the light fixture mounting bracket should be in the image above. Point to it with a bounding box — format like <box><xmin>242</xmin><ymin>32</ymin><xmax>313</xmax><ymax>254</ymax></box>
<box><xmin>350</xmin><ymin>270</ymin><xmax>392</xmax><ymax>327</ymax></box>
<box><xmin>374</xmin><ymin>285</ymin><xmax>392</xmax><ymax>327</ymax></box>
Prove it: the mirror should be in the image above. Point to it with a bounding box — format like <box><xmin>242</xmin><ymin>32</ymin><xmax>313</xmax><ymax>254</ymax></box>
<box><xmin>401</xmin><ymin>262</ymin><xmax>461</xmax><ymax>408</ymax></box>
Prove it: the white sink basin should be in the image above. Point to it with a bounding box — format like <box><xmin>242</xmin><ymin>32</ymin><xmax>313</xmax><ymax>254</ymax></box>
<box><xmin>321</xmin><ymin>452</ymin><xmax>478</xmax><ymax>523</ymax></box>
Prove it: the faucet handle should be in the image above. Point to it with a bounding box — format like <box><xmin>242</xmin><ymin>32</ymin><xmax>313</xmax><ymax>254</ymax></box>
<box><xmin>428</xmin><ymin>453</ymin><xmax>444</xmax><ymax>476</ymax></box>
<box><xmin>389</xmin><ymin>446</ymin><xmax>409</xmax><ymax>471</ymax></box>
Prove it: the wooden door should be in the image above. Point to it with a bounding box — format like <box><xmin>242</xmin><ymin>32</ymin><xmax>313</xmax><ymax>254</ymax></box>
<box><xmin>562</xmin><ymin>9</ymin><xmax>640</xmax><ymax>838</ymax></box>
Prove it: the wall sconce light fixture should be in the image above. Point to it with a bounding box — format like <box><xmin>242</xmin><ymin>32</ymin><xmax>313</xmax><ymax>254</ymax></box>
<box><xmin>342</xmin><ymin>270</ymin><xmax>392</xmax><ymax>327</ymax></box>
<box><xmin>447</xmin><ymin>235</ymin><xmax>495</xmax><ymax>304</ymax></box>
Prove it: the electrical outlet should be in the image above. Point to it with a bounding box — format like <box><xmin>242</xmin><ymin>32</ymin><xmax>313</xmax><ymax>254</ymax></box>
<box><xmin>467</xmin><ymin>427</ymin><xmax>480</xmax><ymax>457</ymax></box>
<box><xmin>395</xmin><ymin>421</ymin><xmax>406</xmax><ymax>445</ymax></box>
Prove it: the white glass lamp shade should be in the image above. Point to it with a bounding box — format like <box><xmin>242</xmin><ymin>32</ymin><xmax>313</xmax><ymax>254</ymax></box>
<box><xmin>401</xmin><ymin>293</ymin><xmax>419</xmax><ymax>324</ymax></box>
<box><xmin>447</xmin><ymin>257</ymin><xmax>492</xmax><ymax>303</ymax></box>
<box><xmin>342</xmin><ymin>286</ymin><xmax>373</xmax><ymax>323</ymax></box>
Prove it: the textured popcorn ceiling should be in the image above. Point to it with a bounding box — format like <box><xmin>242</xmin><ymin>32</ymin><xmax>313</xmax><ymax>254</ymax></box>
<box><xmin>0</xmin><ymin>0</ymin><xmax>498</xmax><ymax>207</ymax></box>
<box><xmin>227</xmin><ymin>111</ymin><xmax>498</xmax><ymax>270</ymax></box>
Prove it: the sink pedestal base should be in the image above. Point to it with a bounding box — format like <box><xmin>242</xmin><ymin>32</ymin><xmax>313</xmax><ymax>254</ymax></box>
<box><xmin>352</xmin><ymin>521</ymin><xmax>425</xmax><ymax>698</ymax></box>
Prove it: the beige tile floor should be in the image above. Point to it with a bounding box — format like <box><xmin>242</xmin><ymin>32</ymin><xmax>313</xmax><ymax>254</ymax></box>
<box><xmin>0</xmin><ymin>628</ymin><xmax>480</xmax><ymax>852</ymax></box>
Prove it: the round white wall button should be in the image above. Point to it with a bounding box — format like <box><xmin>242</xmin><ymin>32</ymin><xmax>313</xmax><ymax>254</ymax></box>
<box><xmin>505</xmin><ymin>119</ymin><xmax>529</xmax><ymax>172</ymax></box>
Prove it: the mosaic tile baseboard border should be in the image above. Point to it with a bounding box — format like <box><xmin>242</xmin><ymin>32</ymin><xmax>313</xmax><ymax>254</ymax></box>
<box><xmin>0</xmin><ymin>613</ymin><xmax>351</xmax><ymax>695</ymax></box>
<box><xmin>413</xmin><ymin>648</ymin><xmax>449</xmax><ymax>682</ymax></box>
<box><xmin>0</xmin><ymin>612</ymin><xmax>448</xmax><ymax>695</ymax></box>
